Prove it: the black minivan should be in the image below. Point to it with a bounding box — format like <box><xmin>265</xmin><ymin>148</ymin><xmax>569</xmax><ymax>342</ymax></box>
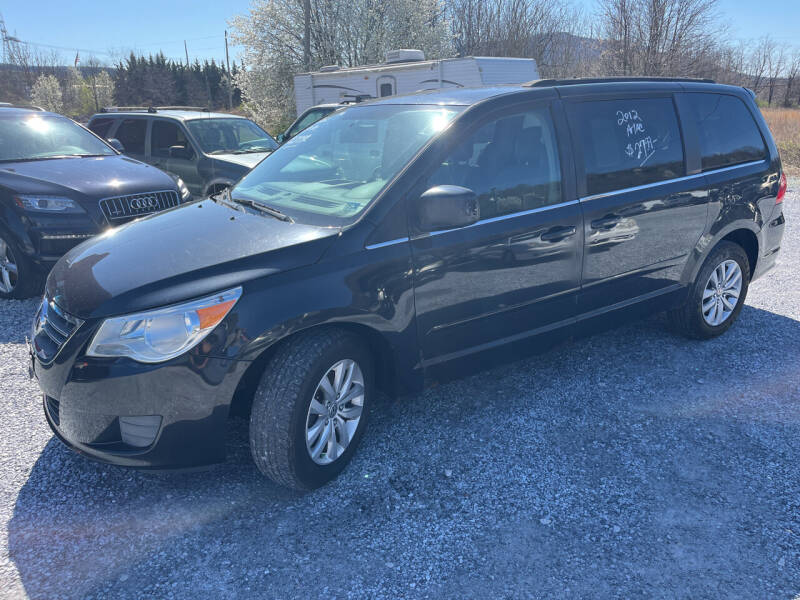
<box><xmin>31</xmin><ymin>78</ymin><xmax>786</xmax><ymax>490</ymax></box>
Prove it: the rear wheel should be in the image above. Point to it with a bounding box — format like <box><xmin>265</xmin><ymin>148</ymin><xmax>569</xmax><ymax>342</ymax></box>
<box><xmin>668</xmin><ymin>241</ymin><xmax>750</xmax><ymax>339</ymax></box>
<box><xmin>0</xmin><ymin>232</ymin><xmax>41</xmax><ymax>300</ymax></box>
<box><xmin>249</xmin><ymin>328</ymin><xmax>372</xmax><ymax>490</ymax></box>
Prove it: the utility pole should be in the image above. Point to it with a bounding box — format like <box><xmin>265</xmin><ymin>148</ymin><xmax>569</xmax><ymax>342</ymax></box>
<box><xmin>303</xmin><ymin>0</ymin><xmax>311</xmax><ymax>71</ymax></box>
<box><xmin>224</xmin><ymin>30</ymin><xmax>233</xmax><ymax>110</ymax></box>
<box><xmin>184</xmin><ymin>40</ymin><xmax>189</xmax><ymax>67</ymax></box>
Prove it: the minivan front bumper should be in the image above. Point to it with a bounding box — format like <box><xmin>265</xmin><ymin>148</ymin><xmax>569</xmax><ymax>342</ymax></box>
<box><xmin>32</xmin><ymin>331</ymin><xmax>249</xmax><ymax>470</ymax></box>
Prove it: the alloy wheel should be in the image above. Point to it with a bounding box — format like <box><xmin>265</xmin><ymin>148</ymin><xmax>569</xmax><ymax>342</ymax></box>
<box><xmin>702</xmin><ymin>259</ymin><xmax>742</xmax><ymax>327</ymax></box>
<box><xmin>305</xmin><ymin>359</ymin><xmax>365</xmax><ymax>465</ymax></box>
<box><xmin>0</xmin><ymin>236</ymin><xmax>18</xmax><ymax>294</ymax></box>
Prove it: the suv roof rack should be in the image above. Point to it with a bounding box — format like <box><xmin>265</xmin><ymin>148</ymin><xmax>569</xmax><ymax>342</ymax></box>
<box><xmin>100</xmin><ymin>105</ymin><xmax>210</xmax><ymax>113</ymax></box>
<box><xmin>524</xmin><ymin>76</ymin><xmax>715</xmax><ymax>87</ymax></box>
<box><xmin>0</xmin><ymin>102</ymin><xmax>44</xmax><ymax>111</ymax></box>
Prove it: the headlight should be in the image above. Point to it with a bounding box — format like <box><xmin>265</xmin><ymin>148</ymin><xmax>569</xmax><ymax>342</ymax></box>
<box><xmin>86</xmin><ymin>287</ymin><xmax>242</xmax><ymax>363</ymax></box>
<box><xmin>176</xmin><ymin>177</ymin><xmax>191</xmax><ymax>201</ymax></box>
<box><xmin>15</xmin><ymin>195</ymin><xmax>84</xmax><ymax>213</ymax></box>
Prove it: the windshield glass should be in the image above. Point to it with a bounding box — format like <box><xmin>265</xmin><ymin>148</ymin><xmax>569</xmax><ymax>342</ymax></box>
<box><xmin>186</xmin><ymin>118</ymin><xmax>278</xmax><ymax>154</ymax></box>
<box><xmin>0</xmin><ymin>114</ymin><xmax>116</xmax><ymax>162</ymax></box>
<box><xmin>231</xmin><ymin>104</ymin><xmax>462</xmax><ymax>225</ymax></box>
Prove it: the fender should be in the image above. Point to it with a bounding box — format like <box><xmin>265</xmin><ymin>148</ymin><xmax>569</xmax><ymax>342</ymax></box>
<box><xmin>681</xmin><ymin>218</ymin><xmax>761</xmax><ymax>286</ymax></box>
<box><xmin>224</xmin><ymin>237</ymin><xmax>423</xmax><ymax>397</ymax></box>
<box><xmin>0</xmin><ymin>194</ymin><xmax>36</xmax><ymax>256</ymax></box>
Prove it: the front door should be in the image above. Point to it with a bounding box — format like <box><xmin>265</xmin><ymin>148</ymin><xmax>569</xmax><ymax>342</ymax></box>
<box><xmin>410</xmin><ymin>102</ymin><xmax>582</xmax><ymax>365</ymax></box>
<box><xmin>565</xmin><ymin>95</ymin><xmax>709</xmax><ymax>313</ymax></box>
<box><xmin>149</xmin><ymin>119</ymin><xmax>203</xmax><ymax>196</ymax></box>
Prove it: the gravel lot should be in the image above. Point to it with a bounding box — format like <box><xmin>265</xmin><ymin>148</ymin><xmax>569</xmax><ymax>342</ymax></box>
<box><xmin>1</xmin><ymin>191</ymin><xmax>798</xmax><ymax>599</ymax></box>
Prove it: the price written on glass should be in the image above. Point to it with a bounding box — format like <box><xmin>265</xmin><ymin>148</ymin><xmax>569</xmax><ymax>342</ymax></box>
<box><xmin>617</xmin><ymin>109</ymin><xmax>657</xmax><ymax>166</ymax></box>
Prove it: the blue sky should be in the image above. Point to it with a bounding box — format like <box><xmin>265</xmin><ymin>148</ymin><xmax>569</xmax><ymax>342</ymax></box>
<box><xmin>2</xmin><ymin>0</ymin><xmax>798</xmax><ymax>67</ymax></box>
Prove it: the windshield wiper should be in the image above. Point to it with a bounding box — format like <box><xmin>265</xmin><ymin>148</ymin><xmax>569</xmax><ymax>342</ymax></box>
<box><xmin>231</xmin><ymin>195</ymin><xmax>293</xmax><ymax>223</ymax></box>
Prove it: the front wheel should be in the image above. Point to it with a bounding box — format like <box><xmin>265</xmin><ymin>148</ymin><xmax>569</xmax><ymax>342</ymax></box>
<box><xmin>249</xmin><ymin>328</ymin><xmax>372</xmax><ymax>490</ymax></box>
<box><xmin>668</xmin><ymin>241</ymin><xmax>750</xmax><ymax>339</ymax></box>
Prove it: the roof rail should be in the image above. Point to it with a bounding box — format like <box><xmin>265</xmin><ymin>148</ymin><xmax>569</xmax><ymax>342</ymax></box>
<box><xmin>100</xmin><ymin>105</ymin><xmax>210</xmax><ymax>113</ymax></box>
<box><xmin>524</xmin><ymin>76</ymin><xmax>715</xmax><ymax>87</ymax></box>
<box><xmin>0</xmin><ymin>102</ymin><xmax>44</xmax><ymax>111</ymax></box>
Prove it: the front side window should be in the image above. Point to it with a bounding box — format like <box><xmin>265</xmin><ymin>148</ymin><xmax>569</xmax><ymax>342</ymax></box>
<box><xmin>115</xmin><ymin>118</ymin><xmax>147</xmax><ymax>155</ymax></box>
<box><xmin>567</xmin><ymin>98</ymin><xmax>685</xmax><ymax>196</ymax></box>
<box><xmin>151</xmin><ymin>120</ymin><xmax>192</xmax><ymax>159</ymax></box>
<box><xmin>88</xmin><ymin>117</ymin><xmax>115</xmax><ymax>139</ymax></box>
<box><xmin>683</xmin><ymin>93</ymin><xmax>767</xmax><ymax>171</ymax></box>
<box><xmin>233</xmin><ymin>104</ymin><xmax>462</xmax><ymax>225</ymax></box>
<box><xmin>288</xmin><ymin>108</ymin><xmax>335</xmax><ymax>138</ymax></box>
<box><xmin>428</xmin><ymin>106</ymin><xmax>562</xmax><ymax>219</ymax></box>
<box><xmin>185</xmin><ymin>118</ymin><xmax>277</xmax><ymax>155</ymax></box>
<box><xmin>0</xmin><ymin>115</ymin><xmax>116</xmax><ymax>162</ymax></box>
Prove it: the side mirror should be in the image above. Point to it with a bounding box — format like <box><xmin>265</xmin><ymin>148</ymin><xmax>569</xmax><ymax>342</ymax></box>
<box><xmin>276</xmin><ymin>132</ymin><xmax>286</xmax><ymax>144</ymax></box>
<box><xmin>107</xmin><ymin>138</ymin><xmax>125</xmax><ymax>153</ymax></box>
<box><xmin>416</xmin><ymin>185</ymin><xmax>480</xmax><ymax>232</ymax></box>
<box><xmin>169</xmin><ymin>145</ymin><xmax>193</xmax><ymax>160</ymax></box>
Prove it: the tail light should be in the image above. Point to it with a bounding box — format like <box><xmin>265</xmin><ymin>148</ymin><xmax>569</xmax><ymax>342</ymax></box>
<box><xmin>776</xmin><ymin>171</ymin><xmax>787</xmax><ymax>204</ymax></box>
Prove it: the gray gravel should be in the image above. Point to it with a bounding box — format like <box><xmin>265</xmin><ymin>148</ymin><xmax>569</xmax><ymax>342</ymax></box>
<box><xmin>1</xmin><ymin>191</ymin><xmax>799</xmax><ymax>599</ymax></box>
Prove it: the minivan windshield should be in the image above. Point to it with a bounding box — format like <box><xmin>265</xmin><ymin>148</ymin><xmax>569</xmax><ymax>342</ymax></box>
<box><xmin>186</xmin><ymin>118</ymin><xmax>278</xmax><ymax>155</ymax></box>
<box><xmin>231</xmin><ymin>104</ymin><xmax>462</xmax><ymax>225</ymax></box>
<box><xmin>0</xmin><ymin>114</ymin><xmax>116</xmax><ymax>162</ymax></box>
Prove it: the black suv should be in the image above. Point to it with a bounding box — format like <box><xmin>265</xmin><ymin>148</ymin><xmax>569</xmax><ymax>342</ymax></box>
<box><xmin>88</xmin><ymin>108</ymin><xmax>278</xmax><ymax>198</ymax></box>
<box><xmin>0</xmin><ymin>106</ymin><xmax>189</xmax><ymax>298</ymax></box>
<box><xmin>32</xmin><ymin>79</ymin><xmax>786</xmax><ymax>490</ymax></box>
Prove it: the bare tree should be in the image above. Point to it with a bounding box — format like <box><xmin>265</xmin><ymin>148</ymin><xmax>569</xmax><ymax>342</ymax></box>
<box><xmin>746</xmin><ymin>36</ymin><xmax>773</xmax><ymax>95</ymax></box>
<box><xmin>766</xmin><ymin>44</ymin><xmax>786</xmax><ymax>106</ymax></box>
<box><xmin>784</xmin><ymin>49</ymin><xmax>800</xmax><ymax>107</ymax></box>
<box><xmin>230</xmin><ymin>0</ymin><xmax>450</xmax><ymax>128</ymax></box>
<box><xmin>598</xmin><ymin>0</ymin><xmax>723</xmax><ymax>78</ymax></box>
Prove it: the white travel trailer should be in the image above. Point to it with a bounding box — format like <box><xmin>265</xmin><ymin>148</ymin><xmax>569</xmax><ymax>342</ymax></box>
<box><xmin>293</xmin><ymin>50</ymin><xmax>539</xmax><ymax>114</ymax></box>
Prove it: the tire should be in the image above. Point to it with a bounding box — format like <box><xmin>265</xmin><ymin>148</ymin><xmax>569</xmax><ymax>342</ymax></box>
<box><xmin>0</xmin><ymin>231</ymin><xmax>42</xmax><ymax>300</ymax></box>
<box><xmin>249</xmin><ymin>328</ymin><xmax>372</xmax><ymax>490</ymax></box>
<box><xmin>668</xmin><ymin>241</ymin><xmax>750</xmax><ymax>340</ymax></box>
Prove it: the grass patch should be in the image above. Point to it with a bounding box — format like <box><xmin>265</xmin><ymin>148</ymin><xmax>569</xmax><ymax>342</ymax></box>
<box><xmin>761</xmin><ymin>107</ymin><xmax>800</xmax><ymax>177</ymax></box>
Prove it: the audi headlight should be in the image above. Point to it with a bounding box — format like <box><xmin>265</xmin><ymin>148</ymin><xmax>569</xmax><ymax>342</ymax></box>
<box><xmin>86</xmin><ymin>287</ymin><xmax>242</xmax><ymax>363</ymax></box>
<box><xmin>15</xmin><ymin>195</ymin><xmax>85</xmax><ymax>213</ymax></box>
<box><xmin>176</xmin><ymin>177</ymin><xmax>191</xmax><ymax>201</ymax></box>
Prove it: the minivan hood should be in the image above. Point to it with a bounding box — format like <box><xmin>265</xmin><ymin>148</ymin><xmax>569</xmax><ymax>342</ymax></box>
<box><xmin>213</xmin><ymin>152</ymin><xmax>271</xmax><ymax>169</ymax></box>
<box><xmin>0</xmin><ymin>155</ymin><xmax>176</xmax><ymax>199</ymax></box>
<box><xmin>46</xmin><ymin>199</ymin><xmax>338</xmax><ymax>319</ymax></box>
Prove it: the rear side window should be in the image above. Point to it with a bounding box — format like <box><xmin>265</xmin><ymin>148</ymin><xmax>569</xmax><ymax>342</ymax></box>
<box><xmin>683</xmin><ymin>93</ymin><xmax>767</xmax><ymax>171</ymax></box>
<box><xmin>567</xmin><ymin>98</ymin><xmax>684</xmax><ymax>196</ymax></box>
<box><xmin>114</xmin><ymin>118</ymin><xmax>147</xmax><ymax>154</ymax></box>
<box><xmin>88</xmin><ymin>117</ymin><xmax>115</xmax><ymax>139</ymax></box>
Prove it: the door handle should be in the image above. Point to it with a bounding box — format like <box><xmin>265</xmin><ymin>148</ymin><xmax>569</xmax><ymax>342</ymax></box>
<box><xmin>590</xmin><ymin>215</ymin><xmax>621</xmax><ymax>230</ymax></box>
<box><xmin>540</xmin><ymin>225</ymin><xmax>577</xmax><ymax>242</ymax></box>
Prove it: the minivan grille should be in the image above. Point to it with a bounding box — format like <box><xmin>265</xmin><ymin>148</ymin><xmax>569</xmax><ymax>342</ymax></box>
<box><xmin>32</xmin><ymin>298</ymin><xmax>83</xmax><ymax>364</ymax></box>
<box><xmin>99</xmin><ymin>190</ymin><xmax>180</xmax><ymax>222</ymax></box>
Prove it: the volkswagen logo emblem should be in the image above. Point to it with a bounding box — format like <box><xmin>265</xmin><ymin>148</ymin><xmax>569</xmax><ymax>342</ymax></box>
<box><xmin>129</xmin><ymin>196</ymin><xmax>159</xmax><ymax>211</ymax></box>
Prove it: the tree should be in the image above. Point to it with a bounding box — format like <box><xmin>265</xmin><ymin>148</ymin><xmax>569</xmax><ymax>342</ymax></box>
<box><xmin>93</xmin><ymin>70</ymin><xmax>115</xmax><ymax>111</ymax></box>
<box><xmin>230</xmin><ymin>0</ymin><xmax>450</xmax><ymax>129</ymax></box>
<box><xmin>30</xmin><ymin>74</ymin><xmax>63</xmax><ymax>112</ymax></box>
<box><xmin>598</xmin><ymin>0</ymin><xmax>723</xmax><ymax>78</ymax></box>
<box><xmin>784</xmin><ymin>49</ymin><xmax>800</xmax><ymax>108</ymax></box>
